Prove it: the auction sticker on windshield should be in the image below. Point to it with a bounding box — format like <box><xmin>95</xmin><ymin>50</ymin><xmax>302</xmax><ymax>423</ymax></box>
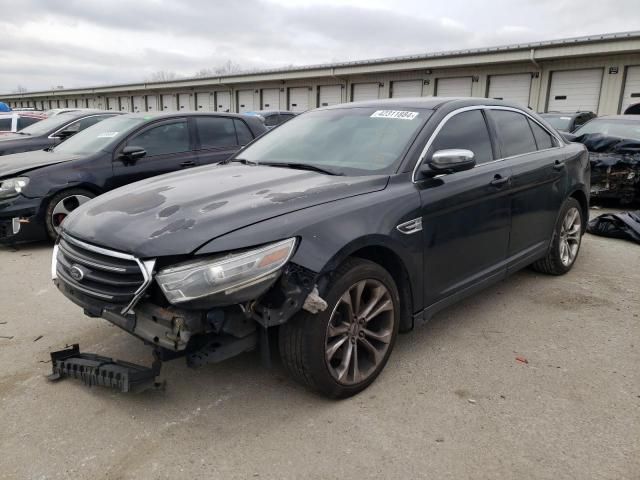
<box><xmin>371</xmin><ymin>110</ymin><xmax>419</xmax><ymax>120</ymax></box>
<box><xmin>97</xmin><ymin>132</ymin><xmax>119</xmax><ymax>138</ymax></box>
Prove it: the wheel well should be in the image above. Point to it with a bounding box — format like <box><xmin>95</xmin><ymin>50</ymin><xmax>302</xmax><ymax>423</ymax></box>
<box><xmin>569</xmin><ymin>189</ymin><xmax>589</xmax><ymax>231</ymax></box>
<box><xmin>349</xmin><ymin>246</ymin><xmax>414</xmax><ymax>332</ymax></box>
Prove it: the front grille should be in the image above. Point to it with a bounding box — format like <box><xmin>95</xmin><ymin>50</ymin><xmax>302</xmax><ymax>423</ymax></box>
<box><xmin>55</xmin><ymin>235</ymin><xmax>147</xmax><ymax>307</ymax></box>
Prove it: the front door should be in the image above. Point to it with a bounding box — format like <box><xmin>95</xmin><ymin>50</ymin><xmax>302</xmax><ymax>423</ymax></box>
<box><xmin>416</xmin><ymin>108</ymin><xmax>512</xmax><ymax>307</ymax></box>
<box><xmin>111</xmin><ymin>119</ymin><xmax>197</xmax><ymax>189</ymax></box>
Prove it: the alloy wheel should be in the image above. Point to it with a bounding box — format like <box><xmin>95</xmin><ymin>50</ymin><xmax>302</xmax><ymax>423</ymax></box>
<box><xmin>325</xmin><ymin>279</ymin><xmax>394</xmax><ymax>385</ymax></box>
<box><xmin>559</xmin><ymin>206</ymin><xmax>581</xmax><ymax>266</ymax></box>
<box><xmin>51</xmin><ymin>194</ymin><xmax>92</xmax><ymax>235</ymax></box>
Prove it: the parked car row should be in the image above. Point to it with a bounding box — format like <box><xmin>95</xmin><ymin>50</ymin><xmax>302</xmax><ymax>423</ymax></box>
<box><xmin>4</xmin><ymin>97</ymin><xmax>588</xmax><ymax>398</ymax></box>
<box><xmin>0</xmin><ymin>111</ymin><xmax>46</xmax><ymax>135</ymax></box>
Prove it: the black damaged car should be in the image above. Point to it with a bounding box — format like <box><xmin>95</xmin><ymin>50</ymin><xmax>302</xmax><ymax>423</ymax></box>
<box><xmin>0</xmin><ymin>112</ymin><xmax>266</xmax><ymax>243</ymax></box>
<box><xmin>52</xmin><ymin>98</ymin><xmax>590</xmax><ymax>398</ymax></box>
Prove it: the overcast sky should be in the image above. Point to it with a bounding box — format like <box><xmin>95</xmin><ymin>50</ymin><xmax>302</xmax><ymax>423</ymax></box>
<box><xmin>1</xmin><ymin>0</ymin><xmax>638</xmax><ymax>94</ymax></box>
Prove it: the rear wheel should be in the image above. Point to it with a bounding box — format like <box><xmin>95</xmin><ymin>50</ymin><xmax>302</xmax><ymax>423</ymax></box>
<box><xmin>279</xmin><ymin>258</ymin><xmax>400</xmax><ymax>398</ymax></box>
<box><xmin>532</xmin><ymin>197</ymin><xmax>583</xmax><ymax>275</ymax></box>
<box><xmin>45</xmin><ymin>189</ymin><xmax>95</xmax><ymax>241</ymax></box>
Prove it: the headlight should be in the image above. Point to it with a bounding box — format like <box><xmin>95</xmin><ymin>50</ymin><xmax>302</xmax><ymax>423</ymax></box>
<box><xmin>0</xmin><ymin>177</ymin><xmax>30</xmax><ymax>199</ymax></box>
<box><xmin>156</xmin><ymin>237</ymin><xmax>297</xmax><ymax>305</ymax></box>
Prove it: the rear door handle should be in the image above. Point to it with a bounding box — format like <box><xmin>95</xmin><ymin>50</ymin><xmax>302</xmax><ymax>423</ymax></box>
<box><xmin>553</xmin><ymin>160</ymin><xmax>566</xmax><ymax>171</ymax></box>
<box><xmin>180</xmin><ymin>160</ymin><xmax>196</xmax><ymax>168</ymax></box>
<box><xmin>489</xmin><ymin>174</ymin><xmax>510</xmax><ymax>187</ymax></box>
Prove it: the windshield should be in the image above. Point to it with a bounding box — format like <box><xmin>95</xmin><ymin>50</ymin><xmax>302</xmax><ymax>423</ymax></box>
<box><xmin>573</xmin><ymin>118</ymin><xmax>640</xmax><ymax>141</ymax></box>
<box><xmin>19</xmin><ymin>113</ymin><xmax>80</xmax><ymax>136</ymax></box>
<box><xmin>53</xmin><ymin>115</ymin><xmax>147</xmax><ymax>155</ymax></box>
<box><xmin>542</xmin><ymin>115</ymin><xmax>572</xmax><ymax>131</ymax></box>
<box><xmin>238</xmin><ymin>107</ymin><xmax>431</xmax><ymax>175</ymax></box>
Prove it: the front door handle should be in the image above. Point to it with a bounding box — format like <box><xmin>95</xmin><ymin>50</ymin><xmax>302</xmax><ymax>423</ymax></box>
<box><xmin>180</xmin><ymin>160</ymin><xmax>196</xmax><ymax>168</ymax></box>
<box><xmin>489</xmin><ymin>174</ymin><xmax>510</xmax><ymax>187</ymax></box>
<box><xmin>553</xmin><ymin>160</ymin><xmax>566</xmax><ymax>171</ymax></box>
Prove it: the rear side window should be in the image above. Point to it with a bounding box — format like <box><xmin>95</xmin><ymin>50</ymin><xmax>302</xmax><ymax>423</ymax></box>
<box><xmin>195</xmin><ymin>117</ymin><xmax>237</xmax><ymax>148</ymax></box>
<box><xmin>528</xmin><ymin>119</ymin><xmax>555</xmax><ymax>150</ymax></box>
<box><xmin>17</xmin><ymin>116</ymin><xmax>41</xmax><ymax>130</ymax></box>
<box><xmin>430</xmin><ymin>110</ymin><xmax>494</xmax><ymax>164</ymax></box>
<box><xmin>0</xmin><ymin>118</ymin><xmax>12</xmax><ymax>131</ymax></box>
<box><xmin>78</xmin><ymin>115</ymin><xmax>114</xmax><ymax>131</ymax></box>
<box><xmin>264</xmin><ymin>114</ymin><xmax>280</xmax><ymax>127</ymax></box>
<box><xmin>234</xmin><ymin>119</ymin><xmax>253</xmax><ymax>145</ymax></box>
<box><xmin>128</xmin><ymin>121</ymin><xmax>190</xmax><ymax>156</ymax></box>
<box><xmin>489</xmin><ymin>110</ymin><xmax>537</xmax><ymax>157</ymax></box>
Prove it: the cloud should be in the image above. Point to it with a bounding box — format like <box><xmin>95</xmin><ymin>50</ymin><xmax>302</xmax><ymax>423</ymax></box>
<box><xmin>0</xmin><ymin>0</ymin><xmax>637</xmax><ymax>93</ymax></box>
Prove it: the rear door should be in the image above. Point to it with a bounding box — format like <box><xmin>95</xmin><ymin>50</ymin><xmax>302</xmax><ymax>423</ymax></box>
<box><xmin>486</xmin><ymin>108</ymin><xmax>566</xmax><ymax>269</ymax></box>
<box><xmin>417</xmin><ymin>108</ymin><xmax>511</xmax><ymax>306</ymax></box>
<box><xmin>193</xmin><ymin>116</ymin><xmax>253</xmax><ymax>165</ymax></box>
<box><xmin>111</xmin><ymin>118</ymin><xmax>196</xmax><ymax>189</ymax></box>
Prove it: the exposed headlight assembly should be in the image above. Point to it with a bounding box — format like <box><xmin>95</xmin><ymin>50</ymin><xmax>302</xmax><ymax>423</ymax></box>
<box><xmin>0</xmin><ymin>177</ymin><xmax>30</xmax><ymax>199</ymax></box>
<box><xmin>156</xmin><ymin>237</ymin><xmax>297</xmax><ymax>305</ymax></box>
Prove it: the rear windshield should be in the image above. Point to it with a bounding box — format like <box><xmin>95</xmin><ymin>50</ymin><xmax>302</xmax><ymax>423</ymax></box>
<box><xmin>573</xmin><ymin>119</ymin><xmax>640</xmax><ymax>141</ymax></box>
<box><xmin>542</xmin><ymin>115</ymin><xmax>572</xmax><ymax>131</ymax></box>
<box><xmin>19</xmin><ymin>113</ymin><xmax>78</xmax><ymax>136</ymax></box>
<box><xmin>53</xmin><ymin>116</ymin><xmax>147</xmax><ymax>154</ymax></box>
<box><xmin>238</xmin><ymin>107</ymin><xmax>431</xmax><ymax>175</ymax></box>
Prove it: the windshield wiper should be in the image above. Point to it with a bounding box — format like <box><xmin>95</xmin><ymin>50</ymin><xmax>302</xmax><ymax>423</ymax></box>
<box><xmin>259</xmin><ymin>162</ymin><xmax>343</xmax><ymax>176</ymax></box>
<box><xmin>14</xmin><ymin>131</ymin><xmax>31</xmax><ymax>136</ymax></box>
<box><xmin>220</xmin><ymin>158</ymin><xmax>258</xmax><ymax>165</ymax></box>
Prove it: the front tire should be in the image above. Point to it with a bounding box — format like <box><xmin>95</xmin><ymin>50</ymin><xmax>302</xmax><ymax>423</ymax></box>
<box><xmin>532</xmin><ymin>197</ymin><xmax>584</xmax><ymax>275</ymax></box>
<box><xmin>279</xmin><ymin>258</ymin><xmax>400</xmax><ymax>398</ymax></box>
<box><xmin>45</xmin><ymin>189</ymin><xmax>95</xmax><ymax>241</ymax></box>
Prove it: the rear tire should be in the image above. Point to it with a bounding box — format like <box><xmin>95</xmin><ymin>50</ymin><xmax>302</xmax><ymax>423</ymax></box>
<box><xmin>531</xmin><ymin>197</ymin><xmax>583</xmax><ymax>275</ymax></box>
<box><xmin>45</xmin><ymin>188</ymin><xmax>95</xmax><ymax>241</ymax></box>
<box><xmin>279</xmin><ymin>258</ymin><xmax>400</xmax><ymax>398</ymax></box>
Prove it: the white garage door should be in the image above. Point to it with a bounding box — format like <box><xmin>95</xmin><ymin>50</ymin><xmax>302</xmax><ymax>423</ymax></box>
<box><xmin>107</xmin><ymin>97</ymin><xmax>119</xmax><ymax>111</ymax></box>
<box><xmin>488</xmin><ymin>73</ymin><xmax>532</xmax><ymax>107</ymax></box>
<box><xmin>216</xmin><ymin>91</ymin><xmax>231</xmax><ymax>112</ymax></box>
<box><xmin>547</xmin><ymin>69</ymin><xmax>603</xmax><ymax>113</ymax></box>
<box><xmin>319</xmin><ymin>85</ymin><xmax>342</xmax><ymax>107</ymax></box>
<box><xmin>237</xmin><ymin>90</ymin><xmax>255</xmax><ymax>113</ymax></box>
<box><xmin>162</xmin><ymin>94</ymin><xmax>177</xmax><ymax>111</ymax></box>
<box><xmin>261</xmin><ymin>88</ymin><xmax>280</xmax><ymax>109</ymax></box>
<box><xmin>178</xmin><ymin>93</ymin><xmax>193</xmax><ymax>111</ymax></box>
<box><xmin>196</xmin><ymin>92</ymin><xmax>214</xmax><ymax>111</ymax></box>
<box><xmin>146</xmin><ymin>95</ymin><xmax>159</xmax><ymax>112</ymax></box>
<box><xmin>352</xmin><ymin>83</ymin><xmax>380</xmax><ymax>102</ymax></box>
<box><xmin>289</xmin><ymin>87</ymin><xmax>310</xmax><ymax>112</ymax></box>
<box><xmin>132</xmin><ymin>95</ymin><xmax>145</xmax><ymax>112</ymax></box>
<box><xmin>119</xmin><ymin>96</ymin><xmax>131</xmax><ymax>112</ymax></box>
<box><xmin>436</xmin><ymin>77</ymin><xmax>473</xmax><ymax>97</ymax></box>
<box><xmin>621</xmin><ymin>66</ymin><xmax>640</xmax><ymax>113</ymax></box>
<box><xmin>391</xmin><ymin>80</ymin><xmax>423</xmax><ymax>98</ymax></box>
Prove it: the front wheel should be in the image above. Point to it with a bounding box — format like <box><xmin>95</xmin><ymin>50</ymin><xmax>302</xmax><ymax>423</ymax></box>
<box><xmin>45</xmin><ymin>189</ymin><xmax>95</xmax><ymax>241</ymax></box>
<box><xmin>279</xmin><ymin>258</ymin><xmax>400</xmax><ymax>398</ymax></box>
<box><xmin>532</xmin><ymin>197</ymin><xmax>584</xmax><ymax>275</ymax></box>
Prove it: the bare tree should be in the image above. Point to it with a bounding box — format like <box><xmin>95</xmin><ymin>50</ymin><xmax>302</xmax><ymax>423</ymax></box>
<box><xmin>13</xmin><ymin>85</ymin><xmax>28</xmax><ymax>94</ymax></box>
<box><xmin>146</xmin><ymin>70</ymin><xmax>180</xmax><ymax>82</ymax></box>
<box><xmin>214</xmin><ymin>60</ymin><xmax>243</xmax><ymax>75</ymax></box>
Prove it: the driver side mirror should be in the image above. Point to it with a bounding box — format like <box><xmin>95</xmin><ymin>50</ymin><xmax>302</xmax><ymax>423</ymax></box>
<box><xmin>420</xmin><ymin>149</ymin><xmax>476</xmax><ymax>177</ymax></box>
<box><xmin>54</xmin><ymin>129</ymin><xmax>78</xmax><ymax>140</ymax></box>
<box><xmin>119</xmin><ymin>145</ymin><xmax>147</xmax><ymax>163</ymax></box>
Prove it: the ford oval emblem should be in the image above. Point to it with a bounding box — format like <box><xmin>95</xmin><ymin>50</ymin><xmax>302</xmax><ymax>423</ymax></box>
<box><xmin>69</xmin><ymin>265</ymin><xmax>85</xmax><ymax>281</ymax></box>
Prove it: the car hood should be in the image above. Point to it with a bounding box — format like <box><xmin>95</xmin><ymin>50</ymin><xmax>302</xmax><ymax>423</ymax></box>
<box><xmin>0</xmin><ymin>150</ymin><xmax>80</xmax><ymax>178</ymax></box>
<box><xmin>64</xmin><ymin>163</ymin><xmax>389</xmax><ymax>257</ymax></box>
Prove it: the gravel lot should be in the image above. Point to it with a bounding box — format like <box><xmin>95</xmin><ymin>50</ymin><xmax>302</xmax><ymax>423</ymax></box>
<box><xmin>1</xmin><ymin>208</ymin><xmax>638</xmax><ymax>480</ymax></box>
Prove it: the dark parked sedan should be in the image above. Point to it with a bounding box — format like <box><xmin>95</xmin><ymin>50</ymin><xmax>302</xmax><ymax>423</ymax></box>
<box><xmin>0</xmin><ymin>110</ymin><xmax>119</xmax><ymax>156</ymax></box>
<box><xmin>0</xmin><ymin>112</ymin><xmax>266</xmax><ymax>243</ymax></box>
<box><xmin>52</xmin><ymin>98</ymin><xmax>589</xmax><ymax>398</ymax></box>
<box><xmin>540</xmin><ymin>111</ymin><xmax>596</xmax><ymax>133</ymax></box>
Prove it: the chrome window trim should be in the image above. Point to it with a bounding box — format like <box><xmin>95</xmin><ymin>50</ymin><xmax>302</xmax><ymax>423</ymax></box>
<box><xmin>47</xmin><ymin>114</ymin><xmax>113</xmax><ymax>139</ymax></box>
<box><xmin>56</xmin><ymin>234</ymin><xmax>156</xmax><ymax>314</ymax></box>
<box><xmin>411</xmin><ymin>104</ymin><xmax>564</xmax><ymax>183</ymax></box>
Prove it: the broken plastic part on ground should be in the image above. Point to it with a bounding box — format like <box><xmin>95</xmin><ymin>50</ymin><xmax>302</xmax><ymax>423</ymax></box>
<box><xmin>587</xmin><ymin>210</ymin><xmax>640</xmax><ymax>244</ymax></box>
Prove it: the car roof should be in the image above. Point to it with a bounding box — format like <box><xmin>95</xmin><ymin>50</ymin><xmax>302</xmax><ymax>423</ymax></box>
<box><xmin>247</xmin><ymin>110</ymin><xmax>295</xmax><ymax>115</ymax></box>
<box><xmin>119</xmin><ymin>111</ymin><xmax>256</xmax><ymax>120</ymax></box>
<box><xmin>318</xmin><ymin>97</ymin><xmax>532</xmax><ymax>112</ymax></box>
<box><xmin>589</xmin><ymin>114</ymin><xmax>640</xmax><ymax>121</ymax></box>
<box><xmin>0</xmin><ymin>112</ymin><xmax>46</xmax><ymax>118</ymax></box>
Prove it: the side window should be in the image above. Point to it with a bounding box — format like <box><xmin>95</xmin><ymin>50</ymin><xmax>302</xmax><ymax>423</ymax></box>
<box><xmin>234</xmin><ymin>119</ymin><xmax>254</xmax><ymax>145</ymax></box>
<box><xmin>128</xmin><ymin>121</ymin><xmax>190</xmax><ymax>156</ymax></box>
<box><xmin>488</xmin><ymin>110</ymin><xmax>537</xmax><ymax>157</ymax></box>
<box><xmin>264</xmin><ymin>114</ymin><xmax>280</xmax><ymax>127</ymax></box>
<box><xmin>194</xmin><ymin>117</ymin><xmax>237</xmax><ymax>148</ymax></box>
<box><xmin>0</xmin><ymin>118</ymin><xmax>13</xmax><ymax>132</ymax></box>
<box><xmin>17</xmin><ymin>116</ymin><xmax>41</xmax><ymax>130</ymax></box>
<box><xmin>528</xmin><ymin>118</ymin><xmax>555</xmax><ymax>150</ymax></box>
<box><xmin>430</xmin><ymin>110</ymin><xmax>494</xmax><ymax>164</ymax></box>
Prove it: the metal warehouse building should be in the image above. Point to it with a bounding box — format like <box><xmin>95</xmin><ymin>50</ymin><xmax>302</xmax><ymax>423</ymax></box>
<box><xmin>3</xmin><ymin>31</ymin><xmax>640</xmax><ymax>116</ymax></box>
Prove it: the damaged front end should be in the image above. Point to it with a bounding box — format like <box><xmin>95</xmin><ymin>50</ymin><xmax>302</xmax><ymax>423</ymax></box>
<box><xmin>51</xmin><ymin>233</ymin><xmax>326</xmax><ymax>392</ymax></box>
<box><xmin>575</xmin><ymin>133</ymin><xmax>640</xmax><ymax>204</ymax></box>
